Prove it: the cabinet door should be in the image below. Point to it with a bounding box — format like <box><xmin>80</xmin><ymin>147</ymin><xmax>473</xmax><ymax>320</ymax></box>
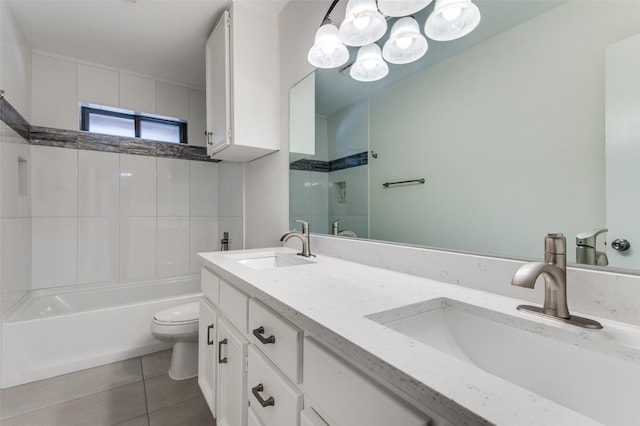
<box><xmin>216</xmin><ymin>318</ymin><xmax>249</xmax><ymax>426</ymax></box>
<box><xmin>198</xmin><ymin>298</ymin><xmax>219</xmax><ymax>416</ymax></box>
<box><xmin>205</xmin><ymin>10</ymin><xmax>232</xmax><ymax>156</ymax></box>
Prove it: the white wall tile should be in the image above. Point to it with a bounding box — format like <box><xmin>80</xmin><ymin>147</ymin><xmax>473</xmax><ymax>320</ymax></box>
<box><xmin>217</xmin><ymin>162</ymin><xmax>244</xmax><ymax>217</ymax></box>
<box><xmin>0</xmin><ymin>141</ymin><xmax>31</xmax><ymax>218</ymax></box>
<box><xmin>119</xmin><ymin>72</ymin><xmax>156</xmax><ymax>114</ymax></box>
<box><xmin>1</xmin><ymin>218</ymin><xmax>31</xmax><ymax>295</ymax></box>
<box><xmin>157</xmin><ymin>217</ymin><xmax>189</xmax><ymax>277</ymax></box>
<box><xmin>189</xmin><ymin>217</ymin><xmax>218</xmax><ymax>272</ymax></box>
<box><xmin>31</xmin><ymin>52</ymin><xmax>78</xmax><ymax>131</ymax></box>
<box><xmin>120</xmin><ymin>154</ymin><xmax>156</xmax><ymax>217</ymax></box>
<box><xmin>156</xmin><ymin>81</ymin><xmax>188</xmax><ymax>120</ymax></box>
<box><xmin>119</xmin><ymin>217</ymin><xmax>156</xmax><ymax>281</ymax></box>
<box><xmin>218</xmin><ymin>216</ymin><xmax>244</xmax><ymax>251</ymax></box>
<box><xmin>188</xmin><ymin>89</ymin><xmax>206</xmax><ymax>147</ymax></box>
<box><xmin>78</xmin><ymin>150</ymin><xmax>119</xmax><ymax>217</ymax></box>
<box><xmin>310</xmin><ymin>171</ymin><xmax>329</xmax><ymax>215</ymax></box>
<box><xmin>31</xmin><ymin>145</ymin><xmax>77</xmax><ymax>217</ymax></box>
<box><xmin>157</xmin><ymin>158</ymin><xmax>189</xmax><ymax>217</ymax></box>
<box><xmin>78</xmin><ymin>63</ymin><xmax>119</xmax><ymax>107</ymax></box>
<box><xmin>78</xmin><ymin>217</ymin><xmax>118</xmax><ymax>284</ymax></box>
<box><xmin>32</xmin><ymin>217</ymin><xmax>77</xmax><ymax>289</ymax></box>
<box><xmin>189</xmin><ymin>161</ymin><xmax>217</xmax><ymax>216</ymax></box>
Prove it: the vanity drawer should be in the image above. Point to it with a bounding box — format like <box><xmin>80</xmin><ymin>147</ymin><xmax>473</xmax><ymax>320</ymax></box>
<box><xmin>248</xmin><ymin>345</ymin><xmax>303</xmax><ymax>426</ymax></box>
<box><xmin>300</xmin><ymin>408</ymin><xmax>329</xmax><ymax>426</ymax></box>
<box><xmin>249</xmin><ymin>298</ymin><xmax>302</xmax><ymax>384</ymax></box>
<box><xmin>201</xmin><ymin>267</ymin><xmax>220</xmax><ymax>306</ymax></box>
<box><xmin>303</xmin><ymin>337</ymin><xmax>429</xmax><ymax>426</ymax></box>
<box><xmin>219</xmin><ymin>279</ymin><xmax>248</xmax><ymax>333</ymax></box>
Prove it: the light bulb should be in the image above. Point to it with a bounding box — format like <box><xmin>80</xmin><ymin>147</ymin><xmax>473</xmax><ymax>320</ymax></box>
<box><xmin>442</xmin><ymin>6</ymin><xmax>461</xmax><ymax>21</ymax></box>
<box><xmin>395</xmin><ymin>37</ymin><xmax>413</xmax><ymax>50</ymax></box>
<box><xmin>353</xmin><ymin>15</ymin><xmax>371</xmax><ymax>30</ymax></box>
<box><xmin>322</xmin><ymin>45</ymin><xmax>336</xmax><ymax>55</ymax></box>
<box><xmin>363</xmin><ymin>59</ymin><xmax>377</xmax><ymax>70</ymax></box>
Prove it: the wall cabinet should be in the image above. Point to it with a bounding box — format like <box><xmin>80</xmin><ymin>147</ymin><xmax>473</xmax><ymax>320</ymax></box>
<box><xmin>205</xmin><ymin>3</ymin><xmax>279</xmax><ymax>162</ymax></box>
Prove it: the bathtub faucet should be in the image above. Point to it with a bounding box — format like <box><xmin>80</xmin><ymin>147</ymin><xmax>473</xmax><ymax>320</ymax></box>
<box><xmin>281</xmin><ymin>220</ymin><xmax>313</xmax><ymax>257</ymax></box>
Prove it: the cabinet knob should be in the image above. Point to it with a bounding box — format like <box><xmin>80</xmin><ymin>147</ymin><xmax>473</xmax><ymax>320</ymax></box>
<box><xmin>252</xmin><ymin>326</ymin><xmax>276</xmax><ymax>344</ymax></box>
<box><xmin>251</xmin><ymin>383</ymin><xmax>275</xmax><ymax>407</ymax></box>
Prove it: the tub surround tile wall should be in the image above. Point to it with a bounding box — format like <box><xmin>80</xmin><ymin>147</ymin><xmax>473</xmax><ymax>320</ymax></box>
<box><xmin>0</xmin><ymin>99</ymin><xmax>29</xmax><ymax>142</ymax></box>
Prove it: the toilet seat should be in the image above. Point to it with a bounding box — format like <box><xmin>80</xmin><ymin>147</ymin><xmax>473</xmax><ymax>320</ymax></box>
<box><xmin>153</xmin><ymin>301</ymin><xmax>199</xmax><ymax>324</ymax></box>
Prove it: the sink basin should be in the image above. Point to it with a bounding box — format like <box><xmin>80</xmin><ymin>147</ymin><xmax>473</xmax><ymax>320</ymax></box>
<box><xmin>367</xmin><ymin>297</ymin><xmax>640</xmax><ymax>425</ymax></box>
<box><xmin>226</xmin><ymin>251</ymin><xmax>314</xmax><ymax>270</ymax></box>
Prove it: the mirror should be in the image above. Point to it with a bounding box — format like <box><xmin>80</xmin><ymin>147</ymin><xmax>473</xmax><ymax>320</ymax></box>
<box><xmin>289</xmin><ymin>0</ymin><xmax>640</xmax><ymax>271</ymax></box>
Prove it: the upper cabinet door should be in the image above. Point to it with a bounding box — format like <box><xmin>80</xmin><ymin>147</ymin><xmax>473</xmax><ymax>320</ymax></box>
<box><xmin>205</xmin><ymin>10</ymin><xmax>232</xmax><ymax>157</ymax></box>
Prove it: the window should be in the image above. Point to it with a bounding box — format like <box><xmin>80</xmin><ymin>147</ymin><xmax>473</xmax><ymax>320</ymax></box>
<box><xmin>80</xmin><ymin>106</ymin><xmax>187</xmax><ymax>144</ymax></box>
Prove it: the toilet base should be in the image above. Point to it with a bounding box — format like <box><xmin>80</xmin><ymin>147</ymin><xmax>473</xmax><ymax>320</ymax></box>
<box><xmin>168</xmin><ymin>341</ymin><xmax>198</xmax><ymax>380</ymax></box>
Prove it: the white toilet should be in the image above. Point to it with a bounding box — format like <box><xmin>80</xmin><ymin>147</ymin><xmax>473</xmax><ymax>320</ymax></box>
<box><xmin>150</xmin><ymin>301</ymin><xmax>200</xmax><ymax>380</ymax></box>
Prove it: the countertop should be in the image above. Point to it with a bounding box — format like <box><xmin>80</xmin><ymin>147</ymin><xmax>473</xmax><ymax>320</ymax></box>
<box><xmin>198</xmin><ymin>247</ymin><xmax>640</xmax><ymax>426</ymax></box>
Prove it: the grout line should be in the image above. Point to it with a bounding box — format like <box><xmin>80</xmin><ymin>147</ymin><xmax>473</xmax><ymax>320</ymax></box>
<box><xmin>140</xmin><ymin>355</ymin><xmax>151</xmax><ymax>426</ymax></box>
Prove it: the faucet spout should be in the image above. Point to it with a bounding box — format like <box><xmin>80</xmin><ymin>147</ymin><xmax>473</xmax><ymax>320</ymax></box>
<box><xmin>280</xmin><ymin>219</ymin><xmax>313</xmax><ymax>257</ymax></box>
<box><xmin>511</xmin><ymin>261</ymin><xmax>569</xmax><ymax>318</ymax></box>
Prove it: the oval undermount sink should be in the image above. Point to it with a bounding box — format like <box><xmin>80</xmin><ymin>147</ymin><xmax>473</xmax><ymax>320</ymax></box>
<box><xmin>366</xmin><ymin>297</ymin><xmax>640</xmax><ymax>425</ymax></box>
<box><xmin>226</xmin><ymin>251</ymin><xmax>314</xmax><ymax>270</ymax></box>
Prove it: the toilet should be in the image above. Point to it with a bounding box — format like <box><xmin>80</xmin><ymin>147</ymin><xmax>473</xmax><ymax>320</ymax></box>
<box><xmin>150</xmin><ymin>301</ymin><xmax>200</xmax><ymax>380</ymax></box>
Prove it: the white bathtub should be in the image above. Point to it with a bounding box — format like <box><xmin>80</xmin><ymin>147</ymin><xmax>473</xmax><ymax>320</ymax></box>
<box><xmin>1</xmin><ymin>275</ymin><xmax>202</xmax><ymax>388</ymax></box>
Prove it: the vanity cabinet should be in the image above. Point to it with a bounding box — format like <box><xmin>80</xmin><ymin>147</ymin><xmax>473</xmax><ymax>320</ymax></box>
<box><xmin>199</xmin><ymin>265</ymin><xmax>430</xmax><ymax>426</ymax></box>
<box><xmin>217</xmin><ymin>317</ymin><xmax>249</xmax><ymax>426</ymax></box>
<box><xmin>198</xmin><ymin>297</ymin><xmax>219</xmax><ymax>415</ymax></box>
<box><xmin>205</xmin><ymin>2</ymin><xmax>279</xmax><ymax>162</ymax></box>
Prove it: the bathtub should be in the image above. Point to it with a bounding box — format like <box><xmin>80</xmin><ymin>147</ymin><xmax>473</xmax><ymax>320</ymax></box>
<box><xmin>1</xmin><ymin>275</ymin><xmax>202</xmax><ymax>388</ymax></box>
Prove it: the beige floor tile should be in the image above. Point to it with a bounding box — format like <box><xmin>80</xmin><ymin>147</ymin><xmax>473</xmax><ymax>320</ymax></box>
<box><xmin>144</xmin><ymin>375</ymin><xmax>202</xmax><ymax>414</ymax></box>
<box><xmin>141</xmin><ymin>350</ymin><xmax>172</xmax><ymax>380</ymax></box>
<box><xmin>0</xmin><ymin>358</ymin><xmax>143</xmax><ymax>420</ymax></box>
<box><xmin>115</xmin><ymin>414</ymin><xmax>149</xmax><ymax>426</ymax></box>
<box><xmin>148</xmin><ymin>396</ymin><xmax>215</xmax><ymax>426</ymax></box>
<box><xmin>0</xmin><ymin>382</ymin><xmax>147</xmax><ymax>426</ymax></box>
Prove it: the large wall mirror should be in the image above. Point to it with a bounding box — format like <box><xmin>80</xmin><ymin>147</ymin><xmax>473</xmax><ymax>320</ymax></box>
<box><xmin>289</xmin><ymin>0</ymin><xmax>640</xmax><ymax>272</ymax></box>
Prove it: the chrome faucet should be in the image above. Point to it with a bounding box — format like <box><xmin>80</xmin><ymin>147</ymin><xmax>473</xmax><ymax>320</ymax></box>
<box><xmin>511</xmin><ymin>233</ymin><xmax>602</xmax><ymax>329</ymax></box>
<box><xmin>576</xmin><ymin>228</ymin><xmax>608</xmax><ymax>266</ymax></box>
<box><xmin>280</xmin><ymin>219</ymin><xmax>313</xmax><ymax>257</ymax></box>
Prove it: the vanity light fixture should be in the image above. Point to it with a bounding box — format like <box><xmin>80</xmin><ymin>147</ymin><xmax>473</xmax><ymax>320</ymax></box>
<box><xmin>424</xmin><ymin>0</ymin><xmax>481</xmax><ymax>41</ymax></box>
<box><xmin>382</xmin><ymin>17</ymin><xmax>428</xmax><ymax>64</ymax></box>
<box><xmin>307</xmin><ymin>0</ymin><xmax>480</xmax><ymax>80</ymax></box>
<box><xmin>350</xmin><ymin>43</ymin><xmax>389</xmax><ymax>82</ymax></box>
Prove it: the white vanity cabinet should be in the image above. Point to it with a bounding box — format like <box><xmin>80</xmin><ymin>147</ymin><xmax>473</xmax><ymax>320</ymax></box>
<box><xmin>217</xmin><ymin>317</ymin><xmax>249</xmax><ymax>426</ymax></box>
<box><xmin>303</xmin><ymin>337</ymin><xmax>430</xmax><ymax>426</ymax></box>
<box><xmin>198</xmin><ymin>297</ymin><xmax>219</xmax><ymax>415</ymax></box>
<box><xmin>205</xmin><ymin>2</ymin><xmax>279</xmax><ymax>162</ymax></box>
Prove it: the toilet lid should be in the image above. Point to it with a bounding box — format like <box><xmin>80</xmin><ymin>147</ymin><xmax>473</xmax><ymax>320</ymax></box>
<box><xmin>154</xmin><ymin>302</ymin><xmax>199</xmax><ymax>323</ymax></box>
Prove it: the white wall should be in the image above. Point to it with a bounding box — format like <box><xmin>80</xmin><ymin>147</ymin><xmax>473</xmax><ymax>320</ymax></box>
<box><xmin>368</xmin><ymin>0</ymin><xmax>640</xmax><ymax>262</ymax></box>
<box><xmin>30</xmin><ymin>50</ymin><xmax>207</xmax><ymax>146</ymax></box>
<box><xmin>0</xmin><ymin>0</ymin><xmax>30</xmax><ymax>119</ymax></box>
<box><xmin>327</xmin><ymin>99</ymin><xmax>368</xmax><ymax>161</ymax></box>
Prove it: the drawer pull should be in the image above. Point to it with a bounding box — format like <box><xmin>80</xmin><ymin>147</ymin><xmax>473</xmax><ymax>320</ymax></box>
<box><xmin>207</xmin><ymin>324</ymin><xmax>214</xmax><ymax>345</ymax></box>
<box><xmin>252</xmin><ymin>326</ymin><xmax>276</xmax><ymax>344</ymax></box>
<box><xmin>218</xmin><ymin>338</ymin><xmax>228</xmax><ymax>364</ymax></box>
<box><xmin>251</xmin><ymin>383</ymin><xmax>275</xmax><ymax>407</ymax></box>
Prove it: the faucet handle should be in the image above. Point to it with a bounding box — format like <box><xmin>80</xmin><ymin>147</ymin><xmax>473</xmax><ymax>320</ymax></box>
<box><xmin>545</xmin><ymin>233</ymin><xmax>566</xmax><ymax>254</ymax></box>
<box><xmin>294</xmin><ymin>219</ymin><xmax>309</xmax><ymax>235</ymax></box>
<box><xmin>576</xmin><ymin>228</ymin><xmax>608</xmax><ymax>248</ymax></box>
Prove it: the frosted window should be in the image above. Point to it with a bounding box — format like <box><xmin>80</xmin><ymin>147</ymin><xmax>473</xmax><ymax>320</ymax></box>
<box><xmin>140</xmin><ymin>120</ymin><xmax>181</xmax><ymax>143</ymax></box>
<box><xmin>88</xmin><ymin>114</ymin><xmax>135</xmax><ymax>137</ymax></box>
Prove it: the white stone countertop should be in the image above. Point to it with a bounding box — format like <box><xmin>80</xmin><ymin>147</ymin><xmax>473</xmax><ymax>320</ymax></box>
<box><xmin>198</xmin><ymin>247</ymin><xmax>640</xmax><ymax>426</ymax></box>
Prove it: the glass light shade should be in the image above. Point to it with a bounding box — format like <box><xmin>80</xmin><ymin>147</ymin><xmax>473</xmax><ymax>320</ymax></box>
<box><xmin>382</xmin><ymin>17</ymin><xmax>428</xmax><ymax>64</ymax></box>
<box><xmin>424</xmin><ymin>0</ymin><xmax>481</xmax><ymax>41</ymax></box>
<box><xmin>339</xmin><ymin>0</ymin><xmax>388</xmax><ymax>47</ymax></box>
<box><xmin>308</xmin><ymin>23</ymin><xmax>350</xmax><ymax>68</ymax></box>
<box><xmin>350</xmin><ymin>43</ymin><xmax>389</xmax><ymax>82</ymax></box>
<box><xmin>377</xmin><ymin>0</ymin><xmax>433</xmax><ymax>17</ymax></box>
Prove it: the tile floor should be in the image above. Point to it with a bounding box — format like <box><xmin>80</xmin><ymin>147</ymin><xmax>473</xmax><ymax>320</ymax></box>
<box><xmin>0</xmin><ymin>350</ymin><xmax>216</xmax><ymax>426</ymax></box>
